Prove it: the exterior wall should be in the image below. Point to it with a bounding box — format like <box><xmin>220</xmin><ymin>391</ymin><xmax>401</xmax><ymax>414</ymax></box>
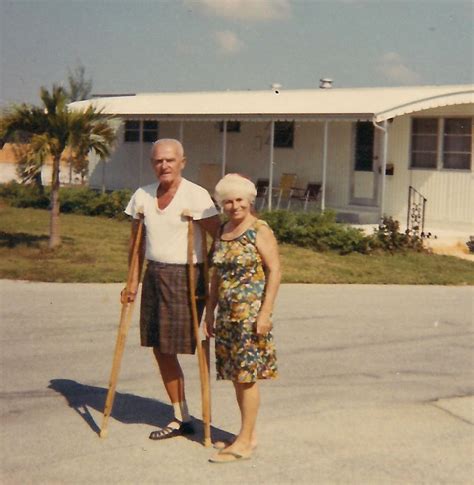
<box><xmin>384</xmin><ymin>105</ymin><xmax>473</xmax><ymax>228</ymax></box>
<box><xmin>0</xmin><ymin>162</ymin><xmax>19</xmax><ymax>183</ymax></box>
<box><xmin>94</xmin><ymin>119</ymin><xmax>353</xmax><ymax>206</ymax></box>
<box><xmin>325</xmin><ymin>122</ymin><xmax>353</xmax><ymax>207</ymax></box>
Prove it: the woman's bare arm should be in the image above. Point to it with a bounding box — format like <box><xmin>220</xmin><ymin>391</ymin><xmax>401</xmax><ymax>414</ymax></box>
<box><xmin>255</xmin><ymin>224</ymin><xmax>281</xmax><ymax>335</ymax></box>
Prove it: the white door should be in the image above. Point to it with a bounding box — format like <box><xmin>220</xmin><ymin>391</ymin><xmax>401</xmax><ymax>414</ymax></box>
<box><xmin>350</xmin><ymin>121</ymin><xmax>379</xmax><ymax>206</ymax></box>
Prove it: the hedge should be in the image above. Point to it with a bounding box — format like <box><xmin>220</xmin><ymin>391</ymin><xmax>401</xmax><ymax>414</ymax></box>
<box><xmin>0</xmin><ymin>182</ymin><xmax>132</xmax><ymax>220</ymax></box>
<box><xmin>259</xmin><ymin>210</ymin><xmax>424</xmax><ymax>254</ymax></box>
<box><xmin>0</xmin><ymin>182</ymin><xmax>424</xmax><ymax>253</ymax></box>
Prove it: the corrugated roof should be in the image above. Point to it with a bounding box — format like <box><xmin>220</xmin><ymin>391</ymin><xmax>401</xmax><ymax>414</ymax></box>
<box><xmin>69</xmin><ymin>84</ymin><xmax>474</xmax><ymax>122</ymax></box>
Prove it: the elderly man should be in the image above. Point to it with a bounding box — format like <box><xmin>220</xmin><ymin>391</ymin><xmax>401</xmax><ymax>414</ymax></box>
<box><xmin>123</xmin><ymin>138</ymin><xmax>220</xmax><ymax>439</ymax></box>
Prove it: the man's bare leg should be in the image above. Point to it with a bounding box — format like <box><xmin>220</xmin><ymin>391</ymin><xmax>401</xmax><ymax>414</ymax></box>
<box><xmin>149</xmin><ymin>348</ymin><xmax>194</xmax><ymax>439</ymax></box>
<box><xmin>153</xmin><ymin>348</ymin><xmax>186</xmax><ymax>403</ymax></box>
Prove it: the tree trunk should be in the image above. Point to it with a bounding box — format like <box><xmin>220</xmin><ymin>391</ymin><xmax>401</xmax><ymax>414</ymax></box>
<box><xmin>49</xmin><ymin>156</ymin><xmax>61</xmax><ymax>248</ymax></box>
<box><xmin>68</xmin><ymin>155</ymin><xmax>73</xmax><ymax>185</ymax></box>
<box><xmin>34</xmin><ymin>171</ymin><xmax>44</xmax><ymax>194</ymax></box>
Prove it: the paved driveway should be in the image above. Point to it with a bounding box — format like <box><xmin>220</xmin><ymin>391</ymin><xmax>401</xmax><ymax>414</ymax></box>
<box><xmin>1</xmin><ymin>281</ymin><xmax>473</xmax><ymax>484</ymax></box>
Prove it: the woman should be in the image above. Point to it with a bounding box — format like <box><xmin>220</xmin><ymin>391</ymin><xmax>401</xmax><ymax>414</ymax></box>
<box><xmin>205</xmin><ymin>173</ymin><xmax>281</xmax><ymax>464</ymax></box>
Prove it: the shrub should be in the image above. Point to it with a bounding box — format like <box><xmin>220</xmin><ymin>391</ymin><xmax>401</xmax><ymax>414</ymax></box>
<box><xmin>0</xmin><ymin>181</ymin><xmax>49</xmax><ymax>209</ymax></box>
<box><xmin>259</xmin><ymin>210</ymin><xmax>370</xmax><ymax>254</ymax></box>
<box><xmin>259</xmin><ymin>211</ymin><xmax>425</xmax><ymax>254</ymax></box>
<box><xmin>371</xmin><ymin>217</ymin><xmax>425</xmax><ymax>252</ymax></box>
<box><xmin>58</xmin><ymin>187</ymin><xmax>132</xmax><ymax>219</ymax></box>
<box><xmin>0</xmin><ymin>182</ymin><xmax>132</xmax><ymax>220</ymax></box>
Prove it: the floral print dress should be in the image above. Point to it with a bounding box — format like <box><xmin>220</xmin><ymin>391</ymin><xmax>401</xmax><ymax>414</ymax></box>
<box><xmin>212</xmin><ymin>219</ymin><xmax>278</xmax><ymax>383</ymax></box>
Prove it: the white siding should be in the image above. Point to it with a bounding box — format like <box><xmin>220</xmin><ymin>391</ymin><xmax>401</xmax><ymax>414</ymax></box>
<box><xmin>89</xmin><ymin>121</ymin><xmax>182</xmax><ymax>190</ymax></box>
<box><xmin>384</xmin><ymin>106</ymin><xmax>473</xmax><ymax>227</ymax></box>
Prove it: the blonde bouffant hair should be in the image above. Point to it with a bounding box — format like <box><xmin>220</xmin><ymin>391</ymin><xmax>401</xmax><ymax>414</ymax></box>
<box><xmin>214</xmin><ymin>173</ymin><xmax>257</xmax><ymax>207</ymax></box>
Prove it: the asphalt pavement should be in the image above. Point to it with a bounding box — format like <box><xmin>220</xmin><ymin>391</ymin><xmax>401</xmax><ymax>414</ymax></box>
<box><xmin>1</xmin><ymin>280</ymin><xmax>473</xmax><ymax>484</ymax></box>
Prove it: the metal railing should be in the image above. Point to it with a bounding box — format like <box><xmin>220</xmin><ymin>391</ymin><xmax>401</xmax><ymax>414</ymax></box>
<box><xmin>406</xmin><ymin>185</ymin><xmax>428</xmax><ymax>236</ymax></box>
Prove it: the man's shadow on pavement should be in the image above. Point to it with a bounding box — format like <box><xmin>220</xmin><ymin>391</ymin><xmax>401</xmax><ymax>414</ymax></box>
<box><xmin>49</xmin><ymin>379</ymin><xmax>233</xmax><ymax>445</ymax></box>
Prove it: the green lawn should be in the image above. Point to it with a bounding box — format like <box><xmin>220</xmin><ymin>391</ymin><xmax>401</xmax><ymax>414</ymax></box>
<box><xmin>1</xmin><ymin>206</ymin><xmax>473</xmax><ymax>284</ymax></box>
<box><xmin>0</xmin><ymin>206</ymin><xmax>129</xmax><ymax>282</ymax></box>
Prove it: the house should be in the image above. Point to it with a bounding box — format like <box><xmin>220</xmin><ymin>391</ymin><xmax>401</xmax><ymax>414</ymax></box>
<box><xmin>0</xmin><ymin>143</ymin><xmax>78</xmax><ymax>186</ymax></box>
<box><xmin>69</xmin><ymin>84</ymin><xmax>473</xmax><ymax>235</ymax></box>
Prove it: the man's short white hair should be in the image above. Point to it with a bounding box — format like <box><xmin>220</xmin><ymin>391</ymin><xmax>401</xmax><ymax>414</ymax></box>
<box><xmin>214</xmin><ymin>173</ymin><xmax>257</xmax><ymax>206</ymax></box>
<box><xmin>150</xmin><ymin>138</ymin><xmax>184</xmax><ymax>159</ymax></box>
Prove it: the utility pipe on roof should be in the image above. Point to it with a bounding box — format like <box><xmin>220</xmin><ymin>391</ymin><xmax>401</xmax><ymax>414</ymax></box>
<box><xmin>221</xmin><ymin>120</ymin><xmax>227</xmax><ymax>178</ymax></box>
<box><xmin>373</xmin><ymin>119</ymin><xmax>389</xmax><ymax>222</ymax></box>
<box><xmin>268</xmin><ymin>121</ymin><xmax>275</xmax><ymax>211</ymax></box>
<box><xmin>321</xmin><ymin>121</ymin><xmax>329</xmax><ymax>212</ymax></box>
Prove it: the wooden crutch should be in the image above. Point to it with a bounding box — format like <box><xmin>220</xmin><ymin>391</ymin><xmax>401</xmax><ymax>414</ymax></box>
<box><xmin>184</xmin><ymin>212</ymin><xmax>212</xmax><ymax>447</ymax></box>
<box><xmin>200</xmin><ymin>223</ymin><xmax>212</xmax><ymax>442</ymax></box>
<box><xmin>100</xmin><ymin>214</ymin><xmax>144</xmax><ymax>438</ymax></box>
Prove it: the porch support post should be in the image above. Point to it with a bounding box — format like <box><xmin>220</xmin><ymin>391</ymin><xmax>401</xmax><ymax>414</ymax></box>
<box><xmin>321</xmin><ymin>121</ymin><xmax>329</xmax><ymax>212</ymax></box>
<box><xmin>268</xmin><ymin>120</ymin><xmax>275</xmax><ymax>211</ymax></box>
<box><xmin>221</xmin><ymin>120</ymin><xmax>227</xmax><ymax>177</ymax></box>
<box><xmin>138</xmin><ymin>122</ymin><xmax>144</xmax><ymax>187</ymax></box>
<box><xmin>380</xmin><ymin>120</ymin><xmax>388</xmax><ymax>221</ymax></box>
<box><xmin>179</xmin><ymin>121</ymin><xmax>184</xmax><ymax>143</ymax></box>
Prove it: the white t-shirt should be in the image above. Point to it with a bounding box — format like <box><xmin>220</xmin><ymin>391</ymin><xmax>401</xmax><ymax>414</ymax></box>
<box><xmin>125</xmin><ymin>178</ymin><xmax>219</xmax><ymax>264</ymax></box>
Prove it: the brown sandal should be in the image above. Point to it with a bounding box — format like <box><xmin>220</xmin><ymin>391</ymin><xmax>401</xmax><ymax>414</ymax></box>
<box><xmin>149</xmin><ymin>421</ymin><xmax>195</xmax><ymax>440</ymax></box>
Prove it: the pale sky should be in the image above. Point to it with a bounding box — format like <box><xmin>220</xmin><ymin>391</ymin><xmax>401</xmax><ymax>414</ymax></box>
<box><xmin>1</xmin><ymin>0</ymin><xmax>473</xmax><ymax>106</ymax></box>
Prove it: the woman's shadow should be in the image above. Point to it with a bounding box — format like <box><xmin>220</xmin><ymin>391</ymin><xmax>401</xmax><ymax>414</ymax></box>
<box><xmin>48</xmin><ymin>379</ymin><xmax>233</xmax><ymax>444</ymax></box>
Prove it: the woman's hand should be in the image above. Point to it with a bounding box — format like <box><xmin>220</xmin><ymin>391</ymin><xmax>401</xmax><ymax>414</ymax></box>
<box><xmin>256</xmin><ymin>311</ymin><xmax>272</xmax><ymax>335</ymax></box>
<box><xmin>203</xmin><ymin>311</ymin><xmax>215</xmax><ymax>338</ymax></box>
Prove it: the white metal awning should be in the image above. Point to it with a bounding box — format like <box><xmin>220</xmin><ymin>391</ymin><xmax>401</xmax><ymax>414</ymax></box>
<box><xmin>69</xmin><ymin>84</ymin><xmax>473</xmax><ymax>122</ymax></box>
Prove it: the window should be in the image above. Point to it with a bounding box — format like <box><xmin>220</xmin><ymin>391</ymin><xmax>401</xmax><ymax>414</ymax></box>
<box><xmin>355</xmin><ymin>121</ymin><xmax>374</xmax><ymax>171</ymax></box>
<box><xmin>124</xmin><ymin>120</ymin><xmax>140</xmax><ymax>142</ymax></box>
<box><xmin>124</xmin><ymin>120</ymin><xmax>159</xmax><ymax>142</ymax></box>
<box><xmin>411</xmin><ymin>117</ymin><xmax>472</xmax><ymax>170</ymax></box>
<box><xmin>219</xmin><ymin>121</ymin><xmax>241</xmax><ymax>132</ymax></box>
<box><xmin>143</xmin><ymin>120</ymin><xmax>159</xmax><ymax>143</ymax></box>
<box><xmin>443</xmin><ymin>118</ymin><xmax>471</xmax><ymax>170</ymax></box>
<box><xmin>274</xmin><ymin>121</ymin><xmax>294</xmax><ymax>148</ymax></box>
<box><xmin>411</xmin><ymin>118</ymin><xmax>438</xmax><ymax>168</ymax></box>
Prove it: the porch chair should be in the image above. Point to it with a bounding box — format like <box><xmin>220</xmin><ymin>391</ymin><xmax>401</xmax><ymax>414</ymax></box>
<box><xmin>275</xmin><ymin>173</ymin><xmax>297</xmax><ymax>209</ymax></box>
<box><xmin>287</xmin><ymin>183</ymin><xmax>322</xmax><ymax>211</ymax></box>
<box><xmin>255</xmin><ymin>178</ymin><xmax>269</xmax><ymax>210</ymax></box>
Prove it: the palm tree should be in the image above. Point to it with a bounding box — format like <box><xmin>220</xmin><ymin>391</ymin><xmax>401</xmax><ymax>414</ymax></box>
<box><xmin>0</xmin><ymin>84</ymin><xmax>117</xmax><ymax>248</ymax></box>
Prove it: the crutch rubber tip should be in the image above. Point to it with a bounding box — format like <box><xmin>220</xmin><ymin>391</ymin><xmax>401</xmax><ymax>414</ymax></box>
<box><xmin>203</xmin><ymin>438</ymin><xmax>212</xmax><ymax>447</ymax></box>
<box><xmin>99</xmin><ymin>429</ymin><xmax>108</xmax><ymax>439</ymax></box>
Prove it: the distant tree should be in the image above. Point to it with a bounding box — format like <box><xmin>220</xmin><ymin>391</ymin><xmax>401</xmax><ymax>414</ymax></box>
<box><xmin>65</xmin><ymin>63</ymin><xmax>93</xmax><ymax>102</ymax></box>
<box><xmin>0</xmin><ymin>84</ymin><xmax>117</xmax><ymax>248</ymax></box>
<box><xmin>65</xmin><ymin>63</ymin><xmax>94</xmax><ymax>182</ymax></box>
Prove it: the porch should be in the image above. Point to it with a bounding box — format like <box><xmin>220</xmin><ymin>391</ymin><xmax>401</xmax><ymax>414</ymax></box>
<box><xmin>89</xmin><ymin>117</ymin><xmax>388</xmax><ymax>225</ymax></box>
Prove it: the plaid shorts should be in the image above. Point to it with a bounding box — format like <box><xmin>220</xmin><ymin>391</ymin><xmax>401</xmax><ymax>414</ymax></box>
<box><xmin>140</xmin><ymin>261</ymin><xmax>205</xmax><ymax>354</ymax></box>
